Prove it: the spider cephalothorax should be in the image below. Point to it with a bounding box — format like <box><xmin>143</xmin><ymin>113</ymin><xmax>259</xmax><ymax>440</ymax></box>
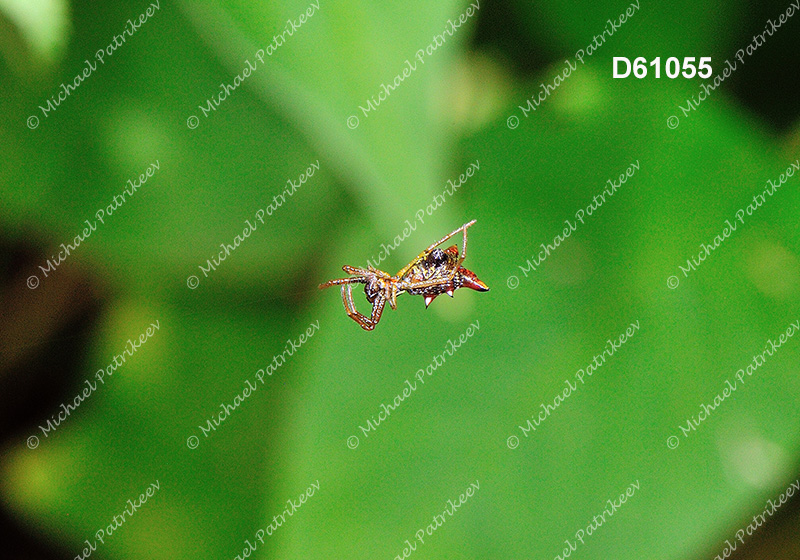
<box><xmin>319</xmin><ymin>220</ymin><xmax>489</xmax><ymax>331</ymax></box>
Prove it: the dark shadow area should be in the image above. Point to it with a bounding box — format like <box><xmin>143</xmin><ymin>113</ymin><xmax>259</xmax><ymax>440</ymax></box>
<box><xmin>0</xmin><ymin>238</ymin><xmax>105</xmax><ymax>560</ymax></box>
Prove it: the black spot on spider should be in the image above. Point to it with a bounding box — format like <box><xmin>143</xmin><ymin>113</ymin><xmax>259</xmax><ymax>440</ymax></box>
<box><xmin>364</xmin><ymin>280</ymin><xmax>380</xmax><ymax>302</ymax></box>
<box><xmin>426</xmin><ymin>248</ymin><xmax>447</xmax><ymax>266</ymax></box>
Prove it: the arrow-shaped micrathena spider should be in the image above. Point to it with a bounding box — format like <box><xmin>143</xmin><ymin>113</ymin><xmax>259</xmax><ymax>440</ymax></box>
<box><xmin>319</xmin><ymin>220</ymin><xmax>489</xmax><ymax>331</ymax></box>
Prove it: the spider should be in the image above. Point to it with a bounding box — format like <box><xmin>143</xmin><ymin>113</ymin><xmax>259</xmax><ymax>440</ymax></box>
<box><xmin>319</xmin><ymin>220</ymin><xmax>489</xmax><ymax>330</ymax></box>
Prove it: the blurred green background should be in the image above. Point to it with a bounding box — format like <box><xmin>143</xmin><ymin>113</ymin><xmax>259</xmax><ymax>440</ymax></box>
<box><xmin>1</xmin><ymin>0</ymin><xmax>800</xmax><ymax>559</ymax></box>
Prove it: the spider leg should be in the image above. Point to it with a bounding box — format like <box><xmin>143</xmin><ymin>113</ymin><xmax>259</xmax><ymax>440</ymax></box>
<box><xmin>369</xmin><ymin>293</ymin><xmax>387</xmax><ymax>328</ymax></box>
<box><xmin>423</xmin><ymin>219</ymin><xmax>476</xmax><ymax>255</ymax></box>
<box><xmin>446</xmin><ymin>220</ymin><xmax>475</xmax><ymax>281</ymax></box>
<box><xmin>343</xmin><ymin>265</ymin><xmax>394</xmax><ymax>280</ymax></box>
<box><xmin>320</xmin><ymin>264</ymin><xmax>391</xmax><ymax>290</ymax></box>
<box><xmin>429</xmin><ymin>220</ymin><xmax>475</xmax><ymax>283</ymax></box>
<box><xmin>456</xmin><ymin>220</ymin><xmax>473</xmax><ymax>267</ymax></box>
<box><xmin>342</xmin><ymin>284</ymin><xmax>386</xmax><ymax>331</ymax></box>
<box><xmin>395</xmin><ymin>220</ymin><xmax>477</xmax><ymax>278</ymax></box>
<box><xmin>319</xmin><ymin>276</ymin><xmax>363</xmax><ymax>289</ymax></box>
<box><xmin>396</xmin><ymin>277</ymin><xmax>455</xmax><ymax>293</ymax></box>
